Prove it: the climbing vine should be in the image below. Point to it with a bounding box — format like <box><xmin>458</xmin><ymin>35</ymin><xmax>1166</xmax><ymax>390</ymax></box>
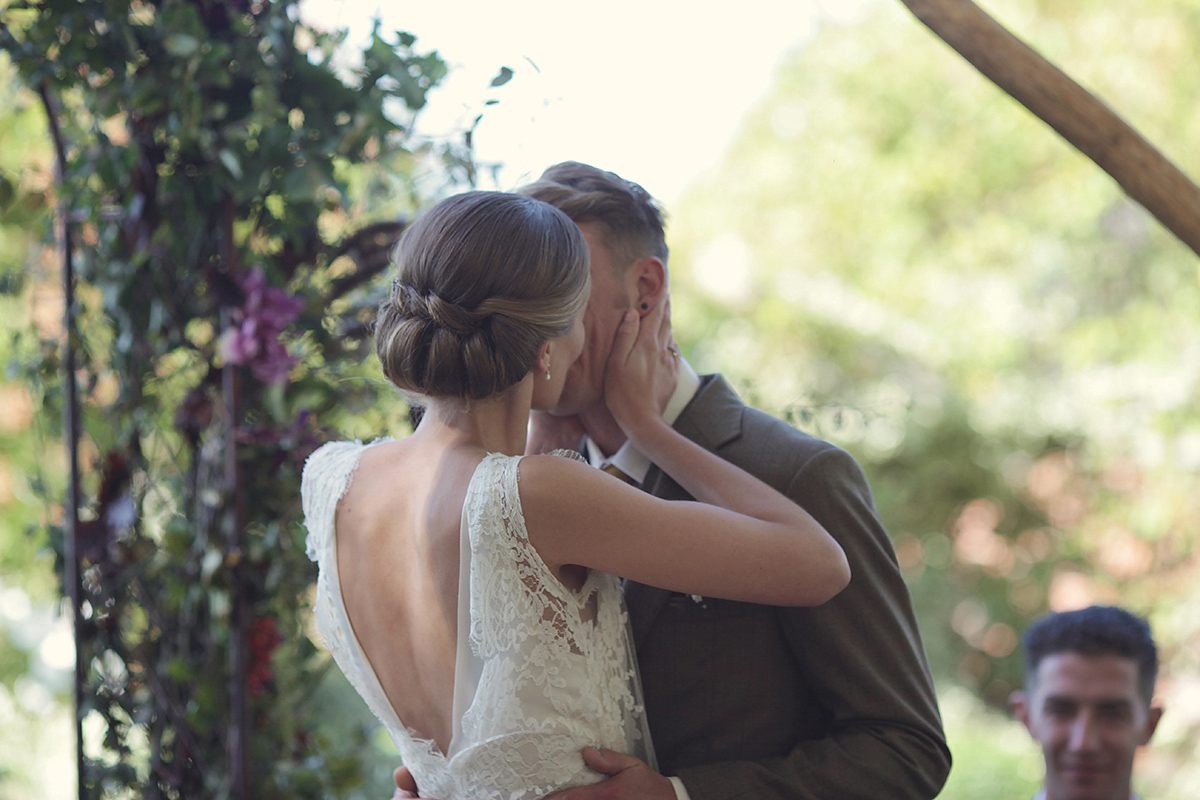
<box><xmin>0</xmin><ymin>0</ymin><xmax>491</xmax><ymax>794</ymax></box>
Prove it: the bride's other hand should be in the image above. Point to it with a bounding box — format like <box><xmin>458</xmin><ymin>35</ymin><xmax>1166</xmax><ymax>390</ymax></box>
<box><xmin>603</xmin><ymin>300</ymin><xmax>679</xmax><ymax>440</ymax></box>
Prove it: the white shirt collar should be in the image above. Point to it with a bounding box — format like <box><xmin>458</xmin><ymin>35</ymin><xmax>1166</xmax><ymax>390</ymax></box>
<box><xmin>585</xmin><ymin>358</ymin><xmax>701</xmax><ymax>483</ymax></box>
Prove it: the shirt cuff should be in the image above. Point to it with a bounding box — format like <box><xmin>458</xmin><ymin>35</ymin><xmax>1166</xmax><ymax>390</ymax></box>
<box><xmin>668</xmin><ymin>776</ymin><xmax>692</xmax><ymax>800</ymax></box>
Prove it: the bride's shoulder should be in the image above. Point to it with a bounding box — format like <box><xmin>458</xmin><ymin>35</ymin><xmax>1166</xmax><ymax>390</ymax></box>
<box><xmin>301</xmin><ymin>438</ymin><xmax>393</xmax><ymax>494</ymax></box>
<box><xmin>513</xmin><ymin>450</ymin><xmax>593</xmax><ymax>494</ymax></box>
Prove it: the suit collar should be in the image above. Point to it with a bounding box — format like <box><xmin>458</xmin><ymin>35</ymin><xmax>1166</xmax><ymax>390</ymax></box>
<box><xmin>673</xmin><ymin>373</ymin><xmax>745</xmax><ymax>451</ymax></box>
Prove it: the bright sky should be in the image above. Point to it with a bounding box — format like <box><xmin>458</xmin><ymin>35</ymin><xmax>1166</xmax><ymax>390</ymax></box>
<box><xmin>299</xmin><ymin>0</ymin><xmax>875</xmax><ymax>206</ymax></box>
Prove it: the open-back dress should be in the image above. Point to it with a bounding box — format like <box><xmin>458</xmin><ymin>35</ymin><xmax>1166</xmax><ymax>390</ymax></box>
<box><xmin>301</xmin><ymin>441</ymin><xmax>655</xmax><ymax>799</ymax></box>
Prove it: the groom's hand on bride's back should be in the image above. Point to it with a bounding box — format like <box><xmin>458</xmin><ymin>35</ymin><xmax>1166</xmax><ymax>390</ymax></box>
<box><xmin>390</xmin><ymin>749</ymin><xmax>674</xmax><ymax>800</ymax></box>
<box><xmin>391</xmin><ymin>766</ymin><xmax>422</xmax><ymax>800</ymax></box>
<box><xmin>547</xmin><ymin>748</ymin><xmax>675</xmax><ymax>800</ymax></box>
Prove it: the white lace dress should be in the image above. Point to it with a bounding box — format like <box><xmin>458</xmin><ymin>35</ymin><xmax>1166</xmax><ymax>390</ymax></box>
<box><xmin>302</xmin><ymin>441</ymin><xmax>655</xmax><ymax>799</ymax></box>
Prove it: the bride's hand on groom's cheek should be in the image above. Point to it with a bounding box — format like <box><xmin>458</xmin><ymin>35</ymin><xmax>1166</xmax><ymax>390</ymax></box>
<box><xmin>603</xmin><ymin>301</ymin><xmax>679</xmax><ymax>436</ymax></box>
<box><xmin>546</xmin><ymin>747</ymin><xmax>676</xmax><ymax>800</ymax></box>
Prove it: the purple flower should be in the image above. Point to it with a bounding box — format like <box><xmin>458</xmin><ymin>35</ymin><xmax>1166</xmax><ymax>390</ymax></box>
<box><xmin>217</xmin><ymin>269</ymin><xmax>304</xmax><ymax>385</ymax></box>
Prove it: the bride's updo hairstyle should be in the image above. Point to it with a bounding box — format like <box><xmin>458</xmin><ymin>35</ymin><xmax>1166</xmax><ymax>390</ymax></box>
<box><xmin>375</xmin><ymin>191</ymin><xmax>589</xmax><ymax>400</ymax></box>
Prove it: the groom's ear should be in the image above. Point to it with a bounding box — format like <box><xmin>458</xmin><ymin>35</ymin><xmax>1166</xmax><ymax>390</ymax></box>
<box><xmin>630</xmin><ymin>256</ymin><xmax>668</xmax><ymax>317</ymax></box>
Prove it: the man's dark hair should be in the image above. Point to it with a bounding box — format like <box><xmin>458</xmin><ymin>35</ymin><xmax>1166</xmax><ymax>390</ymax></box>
<box><xmin>1021</xmin><ymin>605</ymin><xmax>1158</xmax><ymax>705</ymax></box>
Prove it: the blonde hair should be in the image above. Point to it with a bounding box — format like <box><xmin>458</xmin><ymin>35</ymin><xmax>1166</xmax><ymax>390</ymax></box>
<box><xmin>375</xmin><ymin>191</ymin><xmax>589</xmax><ymax>400</ymax></box>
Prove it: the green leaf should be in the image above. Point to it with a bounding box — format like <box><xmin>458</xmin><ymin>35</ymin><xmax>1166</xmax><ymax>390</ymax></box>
<box><xmin>490</xmin><ymin>66</ymin><xmax>513</xmax><ymax>87</ymax></box>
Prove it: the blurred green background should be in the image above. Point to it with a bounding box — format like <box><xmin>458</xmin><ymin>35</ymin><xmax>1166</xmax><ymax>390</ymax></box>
<box><xmin>2</xmin><ymin>0</ymin><xmax>1198</xmax><ymax>797</ymax></box>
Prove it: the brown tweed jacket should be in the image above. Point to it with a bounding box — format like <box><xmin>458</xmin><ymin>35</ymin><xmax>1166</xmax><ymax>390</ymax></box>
<box><xmin>624</xmin><ymin>374</ymin><xmax>951</xmax><ymax>800</ymax></box>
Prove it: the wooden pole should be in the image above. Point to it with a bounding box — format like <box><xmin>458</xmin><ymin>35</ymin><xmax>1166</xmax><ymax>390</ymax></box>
<box><xmin>221</xmin><ymin>195</ymin><xmax>249</xmax><ymax>799</ymax></box>
<box><xmin>898</xmin><ymin>0</ymin><xmax>1200</xmax><ymax>257</ymax></box>
<box><xmin>38</xmin><ymin>82</ymin><xmax>88</xmax><ymax>800</ymax></box>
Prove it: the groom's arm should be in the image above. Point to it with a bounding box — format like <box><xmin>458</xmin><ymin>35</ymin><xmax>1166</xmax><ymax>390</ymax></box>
<box><xmin>672</xmin><ymin>445</ymin><xmax>950</xmax><ymax>800</ymax></box>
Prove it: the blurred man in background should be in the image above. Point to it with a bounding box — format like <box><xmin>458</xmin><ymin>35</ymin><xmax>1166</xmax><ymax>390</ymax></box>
<box><xmin>1011</xmin><ymin>605</ymin><xmax>1163</xmax><ymax>800</ymax></box>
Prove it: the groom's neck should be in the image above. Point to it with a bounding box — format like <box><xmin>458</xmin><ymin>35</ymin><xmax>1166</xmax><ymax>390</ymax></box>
<box><xmin>579</xmin><ymin>405</ymin><xmax>628</xmax><ymax>459</ymax></box>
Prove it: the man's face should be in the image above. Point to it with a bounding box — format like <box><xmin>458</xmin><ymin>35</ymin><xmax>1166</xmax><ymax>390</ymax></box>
<box><xmin>551</xmin><ymin>221</ymin><xmax>634</xmax><ymax>416</ymax></box>
<box><xmin>1015</xmin><ymin>652</ymin><xmax>1161</xmax><ymax>800</ymax></box>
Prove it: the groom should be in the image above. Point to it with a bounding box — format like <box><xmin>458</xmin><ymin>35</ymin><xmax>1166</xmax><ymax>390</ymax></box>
<box><xmin>396</xmin><ymin>162</ymin><xmax>951</xmax><ymax>799</ymax></box>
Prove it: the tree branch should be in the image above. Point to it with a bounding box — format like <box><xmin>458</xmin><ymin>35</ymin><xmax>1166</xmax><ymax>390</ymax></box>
<box><xmin>326</xmin><ymin>219</ymin><xmax>409</xmax><ymax>301</ymax></box>
<box><xmin>899</xmin><ymin>0</ymin><xmax>1200</xmax><ymax>257</ymax></box>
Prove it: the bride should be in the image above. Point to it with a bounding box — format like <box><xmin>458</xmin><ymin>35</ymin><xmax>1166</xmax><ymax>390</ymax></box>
<box><xmin>302</xmin><ymin>191</ymin><xmax>850</xmax><ymax>799</ymax></box>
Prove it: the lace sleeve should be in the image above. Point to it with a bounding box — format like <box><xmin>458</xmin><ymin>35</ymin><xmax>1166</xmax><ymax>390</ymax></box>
<box><xmin>301</xmin><ymin>440</ymin><xmax>367</xmax><ymax>563</ymax></box>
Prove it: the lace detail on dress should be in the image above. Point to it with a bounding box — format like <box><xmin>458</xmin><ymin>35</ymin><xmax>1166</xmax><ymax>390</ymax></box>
<box><xmin>301</xmin><ymin>444</ymin><xmax>653</xmax><ymax>800</ymax></box>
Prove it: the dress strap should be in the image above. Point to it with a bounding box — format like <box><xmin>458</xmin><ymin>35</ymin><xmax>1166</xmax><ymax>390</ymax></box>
<box><xmin>302</xmin><ymin>440</ymin><xmax>370</xmax><ymax>563</ymax></box>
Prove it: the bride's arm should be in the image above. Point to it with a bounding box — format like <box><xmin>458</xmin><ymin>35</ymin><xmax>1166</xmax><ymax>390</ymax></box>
<box><xmin>521</xmin><ymin>308</ymin><xmax>850</xmax><ymax>607</ymax></box>
<box><xmin>522</xmin><ymin>455</ymin><xmax>847</xmax><ymax>606</ymax></box>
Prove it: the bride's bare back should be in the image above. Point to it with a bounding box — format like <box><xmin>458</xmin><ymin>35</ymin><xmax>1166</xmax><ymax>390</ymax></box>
<box><xmin>334</xmin><ymin>438</ymin><xmax>482</xmax><ymax>752</ymax></box>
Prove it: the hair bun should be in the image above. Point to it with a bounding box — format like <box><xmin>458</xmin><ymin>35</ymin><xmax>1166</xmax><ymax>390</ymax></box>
<box><xmin>375</xmin><ymin>191</ymin><xmax>588</xmax><ymax>401</ymax></box>
<box><xmin>397</xmin><ymin>282</ymin><xmax>488</xmax><ymax>336</ymax></box>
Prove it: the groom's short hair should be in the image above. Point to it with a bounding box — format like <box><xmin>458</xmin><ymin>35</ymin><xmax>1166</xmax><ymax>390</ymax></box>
<box><xmin>520</xmin><ymin>161</ymin><xmax>668</xmax><ymax>270</ymax></box>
